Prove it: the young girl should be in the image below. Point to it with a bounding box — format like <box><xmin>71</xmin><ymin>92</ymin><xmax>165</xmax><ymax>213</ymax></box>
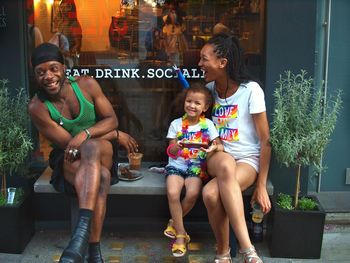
<box><xmin>164</xmin><ymin>84</ymin><xmax>223</xmax><ymax>257</ymax></box>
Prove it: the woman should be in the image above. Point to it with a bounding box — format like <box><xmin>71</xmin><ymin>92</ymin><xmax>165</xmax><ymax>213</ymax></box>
<box><xmin>198</xmin><ymin>33</ymin><xmax>271</xmax><ymax>263</ymax></box>
<box><xmin>162</xmin><ymin>9</ymin><xmax>188</xmax><ymax>65</ymax></box>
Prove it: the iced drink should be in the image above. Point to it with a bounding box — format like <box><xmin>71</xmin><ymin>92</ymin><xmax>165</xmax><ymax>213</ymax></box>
<box><xmin>128</xmin><ymin>153</ymin><xmax>143</xmax><ymax>170</ymax></box>
<box><xmin>252</xmin><ymin>202</ymin><xmax>264</xmax><ymax>223</ymax></box>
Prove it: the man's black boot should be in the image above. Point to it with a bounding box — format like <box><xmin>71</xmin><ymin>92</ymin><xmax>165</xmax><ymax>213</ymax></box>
<box><xmin>59</xmin><ymin>209</ymin><xmax>92</xmax><ymax>263</ymax></box>
<box><xmin>88</xmin><ymin>242</ymin><xmax>104</xmax><ymax>263</ymax></box>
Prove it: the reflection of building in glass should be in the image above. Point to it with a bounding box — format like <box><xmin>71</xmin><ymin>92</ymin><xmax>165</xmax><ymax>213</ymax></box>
<box><xmin>27</xmin><ymin>0</ymin><xmax>266</xmax><ymax>162</ymax></box>
<box><xmin>54</xmin><ymin>0</ymin><xmax>82</xmax><ymax>54</ymax></box>
<box><xmin>162</xmin><ymin>9</ymin><xmax>188</xmax><ymax>65</ymax></box>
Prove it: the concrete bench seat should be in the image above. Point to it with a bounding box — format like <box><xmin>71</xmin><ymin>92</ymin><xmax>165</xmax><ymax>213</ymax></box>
<box><xmin>34</xmin><ymin>162</ymin><xmax>274</xmax><ymax>256</ymax></box>
<box><xmin>34</xmin><ymin>164</ymin><xmax>274</xmax><ymax>196</ymax></box>
<box><xmin>34</xmin><ymin>165</ymin><xmax>168</xmax><ymax>195</ymax></box>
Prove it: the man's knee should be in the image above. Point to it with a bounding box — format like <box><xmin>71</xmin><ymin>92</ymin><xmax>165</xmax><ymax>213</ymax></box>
<box><xmin>80</xmin><ymin>139</ymin><xmax>101</xmax><ymax>159</ymax></box>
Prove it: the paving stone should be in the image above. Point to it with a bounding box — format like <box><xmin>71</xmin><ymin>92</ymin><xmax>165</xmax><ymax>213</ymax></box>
<box><xmin>0</xmin><ymin>225</ymin><xmax>350</xmax><ymax>263</ymax></box>
<box><xmin>52</xmin><ymin>254</ymin><xmax>60</xmax><ymax>262</ymax></box>
<box><xmin>134</xmin><ymin>255</ymin><xmax>149</xmax><ymax>263</ymax></box>
<box><xmin>107</xmin><ymin>255</ymin><xmax>122</xmax><ymax>263</ymax></box>
<box><xmin>188</xmin><ymin>254</ymin><xmax>207</xmax><ymax>263</ymax></box>
<box><xmin>110</xmin><ymin>242</ymin><xmax>124</xmax><ymax>251</ymax></box>
<box><xmin>188</xmin><ymin>242</ymin><xmax>202</xmax><ymax>251</ymax></box>
<box><xmin>161</xmin><ymin>256</ymin><xmax>177</xmax><ymax>263</ymax></box>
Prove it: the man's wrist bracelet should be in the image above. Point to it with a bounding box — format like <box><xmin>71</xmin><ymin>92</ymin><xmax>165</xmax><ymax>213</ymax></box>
<box><xmin>84</xmin><ymin>128</ymin><xmax>91</xmax><ymax>140</ymax></box>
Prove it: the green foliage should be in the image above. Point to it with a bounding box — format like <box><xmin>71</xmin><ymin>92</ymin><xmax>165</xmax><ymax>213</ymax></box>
<box><xmin>270</xmin><ymin>70</ymin><xmax>342</xmax><ymax>171</ymax></box>
<box><xmin>0</xmin><ymin>193</ymin><xmax>6</xmax><ymax>206</ymax></box>
<box><xmin>0</xmin><ymin>187</ymin><xmax>25</xmax><ymax>206</ymax></box>
<box><xmin>277</xmin><ymin>193</ymin><xmax>318</xmax><ymax>211</ymax></box>
<box><xmin>298</xmin><ymin>197</ymin><xmax>318</xmax><ymax>211</ymax></box>
<box><xmin>0</xmin><ymin>79</ymin><xmax>33</xmax><ymax>175</ymax></box>
<box><xmin>277</xmin><ymin>193</ymin><xmax>293</xmax><ymax>210</ymax></box>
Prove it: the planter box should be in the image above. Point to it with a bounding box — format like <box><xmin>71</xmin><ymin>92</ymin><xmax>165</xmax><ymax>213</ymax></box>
<box><xmin>0</xmin><ymin>191</ymin><xmax>35</xmax><ymax>254</ymax></box>
<box><xmin>266</xmin><ymin>195</ymin><xmax>325</xmax><ymax>259</ymax></box>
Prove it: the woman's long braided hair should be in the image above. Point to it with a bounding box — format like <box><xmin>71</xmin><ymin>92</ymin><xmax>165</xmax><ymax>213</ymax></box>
<box><xmin>207</xmin><ymin>33</ymin><xmax>257</xmax><ymax>100</ymax></box>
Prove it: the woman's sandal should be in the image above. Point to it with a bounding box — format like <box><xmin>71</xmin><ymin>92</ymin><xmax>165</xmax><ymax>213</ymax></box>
<box><xmin>163</xmin><ymin>219</ymin><xmax>176</xmax><ymax>239</ymax></box>
<box><xmin>239</xmin><ymin>246</ymin><xmax>263</xmax><ymax>263</ymax></box>
<box><xmin>214</xmin><ymin>248</ymin><xmax>232</xmax><ymax>263</ymax></box>
<box><xmin>171</xmin><ymin>234</ymin><xmax>190</xmax><ymax>257</ymax></box>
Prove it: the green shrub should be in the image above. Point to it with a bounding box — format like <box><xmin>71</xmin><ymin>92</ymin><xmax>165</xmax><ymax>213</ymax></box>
<box><xmin>270</xmin><ymin>70</ymin><xmax>342</xmax><ymax>208</ymax></box>
<box><xmin>298</xmin><ymin>197</ymin><xmax>318</xmax><ymax>211</ymax></box>
<box><xmin>0</xmin><ymin>193</ymin><xmax>6</xmax><ymax>206</ymax></box>
<box><xmin>277</xmin><ymin>193</ymin><xmax>293</xmax><ymax>210</ymax></box>
<box><xmin>0</xmin><ymin>79</ymin><xmax>33</xmax><ymax>199</ymax></box>
<box><xmin>277</xmin><ymin>193</ymin><xmax>318</xmax><ymax>211</ymax></box>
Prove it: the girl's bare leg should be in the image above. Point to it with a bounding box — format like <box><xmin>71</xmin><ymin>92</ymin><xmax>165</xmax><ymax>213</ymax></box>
<box><xmin>166</xmin><ymin>175</ymin><xmax>186</xmax><ymax>236</ymax></box>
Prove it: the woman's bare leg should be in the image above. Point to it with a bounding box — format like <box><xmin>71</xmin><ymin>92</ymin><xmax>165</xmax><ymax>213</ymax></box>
<box><xmin>206</xmin><ymin>152</ymin><xmax>257</xmax><ymax>251</ymax></box>
<box><xmin>202</xmin><ymin>178</ymin><xmax>230</xmax><ymax>254</ymax></box>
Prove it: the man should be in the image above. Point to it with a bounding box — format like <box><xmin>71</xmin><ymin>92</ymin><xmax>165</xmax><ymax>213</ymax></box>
<box><xmin>28</xmin><ymin>43</ymin><xmax>138</xmax><ymax>263</ymax></box>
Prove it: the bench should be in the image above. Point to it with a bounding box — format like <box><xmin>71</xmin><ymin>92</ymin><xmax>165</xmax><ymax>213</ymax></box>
<box><xmin>34</xmin><ymin>163</ymin><xmax>274</xmax><ymax>256</ymax></box>
<box><xmin>34</xmin><ymin>164</ymin><xmax>274</xmax><ymax>196</ymax></box>
<box><xmin>34</xmin><ymin>162</ymin><xmax>273</xmax><ymax>223</ymax></box>
<box><xmin>34</xmin><ymin>164</ymin><xmax>169</xmax><ymax>196</ymax></box>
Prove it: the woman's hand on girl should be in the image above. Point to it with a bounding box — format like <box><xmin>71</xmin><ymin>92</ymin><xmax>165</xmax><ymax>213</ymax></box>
<box><xmin>202</xmin><ymin>139</ymin><xmax>223</xmax><ymax>153</ymax></box>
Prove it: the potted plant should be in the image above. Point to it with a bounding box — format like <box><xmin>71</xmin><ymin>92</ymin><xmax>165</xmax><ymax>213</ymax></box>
<box><xmin>0</xmin><ymin>79</ymin><xmax>34</xmax><ymax>254</ymax></box>
<box><xmin>267</xmin><ymin>70</ymin><xmax>342</xmax><ymax>259</ymax></box>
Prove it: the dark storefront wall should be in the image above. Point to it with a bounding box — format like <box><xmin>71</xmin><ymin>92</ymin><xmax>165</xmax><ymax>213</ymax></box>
<box><xmin>265</xmin><ymin>0</ymin><xmax>317</xmax><ymax>195</ymax></box>
<box><xmin>320</xmin><ymin>0</ymin><xmax>350</xmax><ymax>191</ymax></box>
<box><xmin>0</xmin><ymin>0</ymin><xmax>27</xmax><ymax>93</ymax></box>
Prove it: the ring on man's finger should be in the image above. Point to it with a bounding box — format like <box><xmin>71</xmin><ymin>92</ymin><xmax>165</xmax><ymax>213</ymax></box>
<box><xmin>72</xmin><ymin>149</ymin><xmax>79</xmax><ymax>158</ymax></box>
<box><xmin>68</xmin><ymin>149</ymin><xmax>73</xmax><ymax>154</ymax></box>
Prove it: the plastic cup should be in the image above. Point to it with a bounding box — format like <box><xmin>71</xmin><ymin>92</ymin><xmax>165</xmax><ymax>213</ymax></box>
<box><xmin>128</xmin><ymin>153</ymin><xmax>143</xmax><ymax>170</ymax></box>
<box><xmin>7</xmin><ymin>187</ymin><xmax>16</xmax><ymax>205</ymax></box>
<box><xmin>251</xmin><ymin>202</ymin><xmax>264</xmax><ymax>223</ymax></box>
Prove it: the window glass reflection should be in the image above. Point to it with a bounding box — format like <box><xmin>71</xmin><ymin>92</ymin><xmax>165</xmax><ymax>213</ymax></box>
<box><xmin>27</xmin><ymin>0</ymin><xmax>265</xmax><ymax>162</ymax></box>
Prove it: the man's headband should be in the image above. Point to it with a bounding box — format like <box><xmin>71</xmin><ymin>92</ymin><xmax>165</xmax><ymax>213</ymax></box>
<box><xmin>31</xmin><ymin>43</ymin><xmax>64</xmax><ymax>69</ymax></box>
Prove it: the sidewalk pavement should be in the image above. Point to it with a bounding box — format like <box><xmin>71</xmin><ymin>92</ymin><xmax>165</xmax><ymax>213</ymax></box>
<box><xmin>0</xmin><ymin>223</ymin><xmax>350</xmax><ymax>263</ymax></box>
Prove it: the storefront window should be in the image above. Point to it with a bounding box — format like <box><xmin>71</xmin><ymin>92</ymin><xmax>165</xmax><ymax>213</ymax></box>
<box><xmin>26</xmin><ymin>0</ymin><xmax>265</xmax><ymax>163</ymax></box>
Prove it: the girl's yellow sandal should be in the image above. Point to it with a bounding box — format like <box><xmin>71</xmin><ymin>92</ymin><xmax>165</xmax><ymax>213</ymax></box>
<box><xmin>171</xmin><ymin>234</ymin><xmax>190</xmax><ymax>257</ymax></box>
<box><xmin>163</xmin><ymin>219</ymin><xmax>176</xmax><ymax>239</ymax></box>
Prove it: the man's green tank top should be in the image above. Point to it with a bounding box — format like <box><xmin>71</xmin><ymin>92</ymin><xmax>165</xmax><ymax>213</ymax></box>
<box><xmin>45</xmin><ymin>76</ymin><xmax>96</xmax><ymax>137</ymax></box>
